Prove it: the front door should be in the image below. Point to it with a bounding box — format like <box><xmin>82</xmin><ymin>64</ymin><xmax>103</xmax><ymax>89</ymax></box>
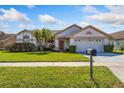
<box><xmin>59</xmin><ymin>40</ymin><xmax>64</xmax><ymax>50</ymax></box>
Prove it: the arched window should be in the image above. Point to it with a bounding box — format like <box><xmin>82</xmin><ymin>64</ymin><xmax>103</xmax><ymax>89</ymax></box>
<box><xmin>23</xmin><ymin>35</ymin><xmax>30</xmax><ymax>43</ymax></box>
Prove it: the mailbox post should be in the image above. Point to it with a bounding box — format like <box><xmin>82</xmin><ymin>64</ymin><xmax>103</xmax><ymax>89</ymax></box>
<box><xmin>90</xmin><ymin>50</ymin><xmax>93</xmax><ymax>80</ymax></box>
<box><xmin>86</xmin><ymin>49</ymin><xmax>94</xmax><ymax>80</ymax></box>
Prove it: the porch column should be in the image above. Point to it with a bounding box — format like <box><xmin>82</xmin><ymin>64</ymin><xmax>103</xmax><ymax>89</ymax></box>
<box><xmin>70</xmin><ymin>38</ymin><xmax>75</xmax><ymax>45</ymax></box>
<box><xmin>55</xmin><ymin>38</ymin><xmax>59</xmax><ymax>50</ymax></box>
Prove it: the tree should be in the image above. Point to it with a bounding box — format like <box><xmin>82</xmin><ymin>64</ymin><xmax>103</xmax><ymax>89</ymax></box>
<box><xmin>32</xmin><ymin>29</ymin><xmax>43</xmax><ymax>51</ymax></box>
<box><xmin>42</xmin><ymin>28</ymin><xmax>53</xmax><ymax>48</ymax></box>
<box><xmin>32</xmin><ymin>28</ymin><xmax>53</xmax><ymax>52</ymax></box>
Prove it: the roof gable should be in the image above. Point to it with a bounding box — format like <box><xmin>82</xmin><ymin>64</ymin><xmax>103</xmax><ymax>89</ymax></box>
<box><xmin>71</xmin><ymin>25</ymin><xmax>113</xmax><ymax>39</ymax></box>
<box><xmin>55</xmin><ymin>24</ymin><xmax>83</xmax><ymax>37</ymax></box>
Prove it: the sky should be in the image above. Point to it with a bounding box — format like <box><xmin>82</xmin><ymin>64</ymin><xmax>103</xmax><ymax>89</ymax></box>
<box><xmin>0</xmin><ymin>5</ymin><xmax>124</xmax><ymax>34</ymax></box>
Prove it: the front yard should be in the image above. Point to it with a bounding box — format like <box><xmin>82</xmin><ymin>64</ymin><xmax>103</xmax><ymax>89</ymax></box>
<box><xmin>0</xmin><ymin>66</ymin><xmax>123</xmax><ymax>88</ymax></box>
<box><xmin>0</xmin><ymin>51</ymin><xmax>89</xmax><ymax>62</ymax></box>
<box><xmin>113</xmin><ymin>50</ymin><xmax>124</xmax><ymax>54</ymax></box>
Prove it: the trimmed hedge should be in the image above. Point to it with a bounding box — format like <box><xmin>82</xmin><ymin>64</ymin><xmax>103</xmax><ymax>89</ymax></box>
<box><xmin>7</xmin><ymin>43</ymin><xmax>36</xmax><ymax>52</ymax></box>
<box><xmin>104</xmin><ymin>45</ymin><xmax>114</xmax><ymax>52</ymax></box>
<box><xmin>43</xmin><ymin>47</ymin><xmax>53</xmax><ymax>51</ymax></box>
<box><xmin>69</xmin><ymin>45</ymin><xmax>76</xmax><ymax>53</ymax></box>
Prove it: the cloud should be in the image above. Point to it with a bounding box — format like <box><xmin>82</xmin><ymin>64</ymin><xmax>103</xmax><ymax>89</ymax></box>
<box><xmin>82</xmin><ymin>5</ymin><xmax>99</xmax><ymax>14</ymax></box>
<box><xmin>79</xmin><ymin>21</ymin><xmax>89</xmax><ymax>27</ymax></box>
<box><xmin>87</xmin><ymin>5</ymin><xmax>124</xmax><ymax>27</ymax></box>
<box><xmin>0</xmin><ymin>8</ymin><xmax>31</xmax><ymax>23</ymax></box>
<box><xmin>0</xmin><ymin>22</ymin><xmax>9</xmax><ymax>32</ymax></box>
<box><xmin>26</xmin><ymin>5</ymin><xmax>35</xmax><ymax>9</ymax></box>
<box><xmin>38</xmin><ymin>14</ymin><xmax>63</xmax><ymax>25</ymax></box>
<box><xmin>18</xmin><ymin>23</ymin><xmax>35</xmax><ymax>29</ymax></box>
<box><xmin>105</xmin><ymin>5</ymin><xmax>124</xmax><ymax>14</ymax></box>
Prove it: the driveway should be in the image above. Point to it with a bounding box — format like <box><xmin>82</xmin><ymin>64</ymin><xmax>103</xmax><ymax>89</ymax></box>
<box><xmin>84</xmin><ymin>53</ymin><xmax>124</xmax><ymax>62</ymax></box>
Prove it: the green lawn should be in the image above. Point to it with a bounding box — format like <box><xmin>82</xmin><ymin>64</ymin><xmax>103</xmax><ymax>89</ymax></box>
<box><xmin>113</xmin><ymin>50</ymin><xmax>124</xmax><ymax>54</ymax></box>
<box><xmin>0</xmin><ymin>51</ymin><xmax>89</xmax><ymax>62</ymax></box>
<box><xmin>0</xmin><ymin>66</ymin><xmax>123</xmax><ymax>88</ymax></box>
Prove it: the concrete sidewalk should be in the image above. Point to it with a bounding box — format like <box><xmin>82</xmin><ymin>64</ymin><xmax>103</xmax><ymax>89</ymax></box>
<box><xmin>0</xmin><ymin>62</ymin><xmax>101</xmax><ymax>66</ymax></box>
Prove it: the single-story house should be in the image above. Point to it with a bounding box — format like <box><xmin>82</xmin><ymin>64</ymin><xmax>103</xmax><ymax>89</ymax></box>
<box><xmin>16</xmin><ymin>30</ymin><xmax>36</xmax><ymax>45</ymax></box>
<box><xmin>55</xmin><ymin>24</ymin><xmax>113</xmax><ymax>52</ymax></box>
<box><xmin>111</xmin><ymin>30</ymin><xmax>124</xmax><ymax>50</ymax></box>
<box><xmin>0</xmin><ymin>31</ymin><xmax>16</xmax><ymax>50</ymax></box>
<box><xmin>0</xmin><ymin>29</ymin><xmax>59</xmax><ymax>49</ymax></box>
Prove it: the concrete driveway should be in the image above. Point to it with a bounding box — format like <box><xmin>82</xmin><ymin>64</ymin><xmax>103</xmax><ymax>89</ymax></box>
<box><xmin>84</xmin><ymin>53</ymin><xmax>124</xmax><ymax>62</ymax></box>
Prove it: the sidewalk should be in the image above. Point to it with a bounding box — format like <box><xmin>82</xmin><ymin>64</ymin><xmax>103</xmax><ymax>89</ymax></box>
<box><xmin>0</xmin><ymin>62</ymin><xmax>101</xmax><ymax>66</ymax></box>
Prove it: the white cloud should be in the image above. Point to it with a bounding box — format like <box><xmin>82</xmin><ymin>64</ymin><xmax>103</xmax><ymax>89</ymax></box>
<box><xmin>79</xmin><ymin>21</ymin><xmax>89</xmax><ymax>27</ymax></box>
<box><xmin>38</xmin><ymin>14</ymin><xmax>63</xmax><ymax>25</ymax></box>
<box><xmin>0</xmin><ymin>8</ymin><xmax>31</xmax><ymax>23</ymax></box>
<box><xmin>26</xmin><ymin>5</ymin><xmax>35</xmax><ymax>9</ymax></box>
<box><xmin>87</xmin><ymin>13</ymin><xmax>124</xmax><ymax>25</ymax></box>
<box><xmin>0</xmin><ymin>22</ymin><xmax>9</xmax><ymax>32</ymax></box>
<box><xmin>18</xmin><ymin>23</ymin><xmax>35</xmax><ymax>29</ymax></box>
<box><xmin>87</xmin><ymin>5</ymin><xmax>124</xmax><ymax>27</ymax></box>
<box><xmin>82</xmin><ymin>5</ymin><xmax>99</xmax><ymax>14</ymax></box>
<box><xmin>105</xmin><ymin>5</ymin><xmax>124</xmax><ymax>14</ymax></box>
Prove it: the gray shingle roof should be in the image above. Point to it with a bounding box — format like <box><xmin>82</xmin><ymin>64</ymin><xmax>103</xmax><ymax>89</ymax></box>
<box><xmin>111</xmin><ymin>30</ymin><xmax>124</xmax><ymax>40</ymax></box>
<box><xmin>0</xmin><ymin>32</ymin><xmax>15</xmax><ymax>41</ymax></box>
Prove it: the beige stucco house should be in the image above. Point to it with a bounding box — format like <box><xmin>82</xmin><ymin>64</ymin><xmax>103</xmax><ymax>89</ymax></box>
<box><xmin>55</xmin><ymin>24</ymin><xmax>113</xmax><ymax>52</ymax></box>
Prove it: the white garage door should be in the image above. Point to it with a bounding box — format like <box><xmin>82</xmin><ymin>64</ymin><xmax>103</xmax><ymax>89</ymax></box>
<box><xmin>75</xmin><ymin>39</ymin><xmax>104</xmax><ymax>53</ymax></box>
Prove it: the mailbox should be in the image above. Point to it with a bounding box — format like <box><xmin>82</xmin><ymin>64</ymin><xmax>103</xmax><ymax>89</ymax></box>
<box><xmin>86</xmin><ymin>49</ymin><xmax>97</xmax><ymax>56</ymax></box>
<box><xmin>86</xmin><ymin>48</ymin><xmax>95</xmax><ymax>80</ymax></box>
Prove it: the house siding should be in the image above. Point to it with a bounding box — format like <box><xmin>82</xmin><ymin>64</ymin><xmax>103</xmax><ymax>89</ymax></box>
<box><xmin>16</xmin><ymin>31</ymin><xmax>36</xmax><ymax>45</ymax></box>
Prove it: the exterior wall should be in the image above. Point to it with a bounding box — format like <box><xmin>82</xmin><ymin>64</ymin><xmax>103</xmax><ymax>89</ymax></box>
<box><xmin>16</xmin><ymin>32</ymin><xmax>36</xmax><ymax>45</ymax></box>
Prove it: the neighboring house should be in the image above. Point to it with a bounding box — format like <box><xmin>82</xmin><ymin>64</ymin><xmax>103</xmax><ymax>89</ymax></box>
<box><xmin>55</xmin><ymin>24</ymin><xmax>113</xmax><ymax>52</ymax></box>
<box><xmin>16</xmin><ymin>29</ymin><xmax>59</xmax><ymax>47</ymax></box>
<box><xmin>16</xmin><ymin>30</ymin><xmax>36</xmax><ymax>45</ymax></box>
<box><xmin>0</xmin><ymin>31</ymin><xmax>16</xmax><ymax>50</ymax></box>
<box><xmin>111</xmin><ymin>30</ymin><xmax>124</xmax><ymax>50</ymax></box>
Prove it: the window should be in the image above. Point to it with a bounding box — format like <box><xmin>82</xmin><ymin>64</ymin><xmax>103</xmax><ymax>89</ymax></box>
<box><xmin>23</xmin><ymin>35</ymin><xmax>30</xmax><ymax>43</ymax></box>
<box><xmin>86</xmin><ymin>31</ymin><xmax>92</xmax><ymax>35</ymax></box>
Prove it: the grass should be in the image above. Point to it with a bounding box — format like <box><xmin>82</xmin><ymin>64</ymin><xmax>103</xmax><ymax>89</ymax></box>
<box><xmin>0</xmin><ymin>66</ymin><xmax>123</xmax><ymax>88</ymax></box>
<box><xmin>113</xmin><ymin>50</ymin><xmax>124</xmax><ymax>54</ymax></box>
<box><xmin>0</xmin><ymin>51</ymin><xmax>89</xmax><ymax>62</ymax></box>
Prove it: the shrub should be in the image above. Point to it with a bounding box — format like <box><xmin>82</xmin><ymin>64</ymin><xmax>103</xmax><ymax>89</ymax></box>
<box><xmin>43</xmin><ymin>47</ymin><xmax>53</xmax><ymax>51</ymax></box>
<box><xmin>7</xmin><ymin>43</ymin><xmax>36</xmax><ymax>52</ymax></box>
<box><xmin>104</xmin><ymin>45</ymin><xmax>114</xmax><ymax>52</ymax></box>
<box><xmin>69</xmin><ymin>45</ymin><xmax>76</xmax><ymax>53</ymax></box>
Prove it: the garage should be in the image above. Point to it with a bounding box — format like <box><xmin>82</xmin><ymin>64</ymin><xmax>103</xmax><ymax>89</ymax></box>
<box><xmin>75</xmin><ymin>39</ymin><xmax>104</xmax><ymax>53</ymax></box>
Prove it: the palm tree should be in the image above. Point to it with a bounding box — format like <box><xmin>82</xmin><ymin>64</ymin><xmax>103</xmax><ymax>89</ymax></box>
<box><xmin>42</xmin><ymin>28</ymin><xmax>53</xmax><ymax>48</ymax></box>
<box><xmin>32</xmin><ymin>28</ymin><xmax>53</xmax><ymax>52</ymax></box>
<box><xmin>32</xmin><ymin>29</ymin><xmax>43</xmax><ymax>51</ymax></box>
